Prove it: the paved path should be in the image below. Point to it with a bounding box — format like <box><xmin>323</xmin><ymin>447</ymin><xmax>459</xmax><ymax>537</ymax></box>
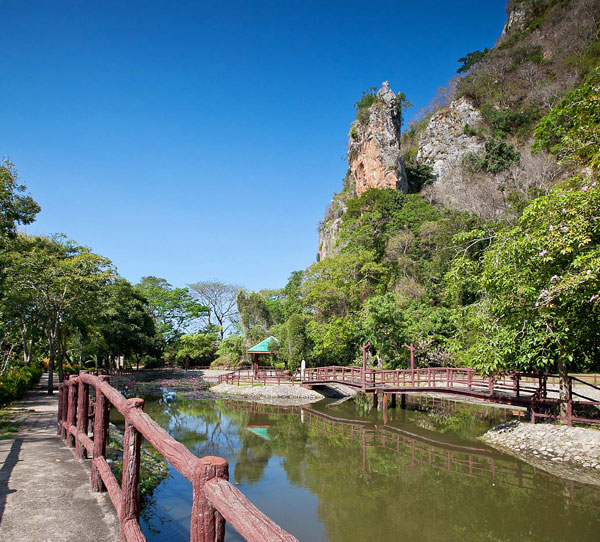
<box><xmin>0</xmin><ymin>374</ymin><xmax>119</xmax><ymax>541</ymax></box>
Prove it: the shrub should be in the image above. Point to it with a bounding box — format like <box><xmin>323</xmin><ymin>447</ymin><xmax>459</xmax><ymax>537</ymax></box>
<box><xmin>483</xmin><ymin>137</ymin><xmax>521</xmax><ymax>173</ymax></box>
<box><xmin>354</xmin><ymin>88</ymin><xmax>378</xmax><ymax>124</ymax></box>
<box><xmin>405</xmin><ymin>164</ymin><xmax>436</xmax><ymax>193</ymax></box>
<box><xmin>0</xmin><ymin>364</ymin><xmax>43</xmax><ymax>406</ymax></box>
<box><xmin>463</xmin><ymin>123</ymin><xmax>477</xmax><ymax>136</ymax></box>
<box><xmin>142</xmin><ymin>356</ymin><xmax>165</xmax><ymax>369</ymax></box>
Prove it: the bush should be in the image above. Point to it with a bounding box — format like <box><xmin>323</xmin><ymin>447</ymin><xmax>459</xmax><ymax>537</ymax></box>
<box><xmin>141</xmin><ymin>356</ymin><xmax>165</xmax><ymax>369</ymax></box>
<box><xmin>354</xmin><ymin>88</ymin><xmax>378</xmax><ymax>124</ymax></box>
<box><xmin>483</xmin><ymin>138</ymin><xmax>520</xmax><ymax>173</ymax></box>
<box><xmin>0</xmin><ymin>364</ymin><xmax>43</xmax><ymax>406</ymax></box>
<box><xmin>406</xmin><ymin>164</ymin><xmax>436</xmax><ymax>193</ymax></box>
<box><xmin>462</xmin><ymin>139</ymin><xmax>520</xmax><ymax>174</ymax></box>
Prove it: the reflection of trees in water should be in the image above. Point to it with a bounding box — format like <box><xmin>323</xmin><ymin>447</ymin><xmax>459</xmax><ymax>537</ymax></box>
<box><xmin>233</xmin><ymin>431</ymin><xmax>273</xmax><ymax>485</ymax></box>
<box><xmin>142</xmin><ymin>397</ymin><xmax>241</xmax><ymax>457</ymax></box>
<box><xmin>137</xmin><ymin>397</ymin><xmax>600</xmax><ymax>542</ymax></box>
<box><xmin>220</xmin><ymin>399</ymin><xmax>600</xmax><ymax>542</ymax></box>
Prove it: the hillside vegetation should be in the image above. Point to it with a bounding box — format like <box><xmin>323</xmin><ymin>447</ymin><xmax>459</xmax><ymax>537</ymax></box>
<box><xmin>235</xmin><ymin>1</ymin><xmax>600</xmax><ymax>387</ymax></box>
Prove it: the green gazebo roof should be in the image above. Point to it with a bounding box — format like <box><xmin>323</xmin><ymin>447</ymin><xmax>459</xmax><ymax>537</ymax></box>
<box><xmin>248</xmin><ymin>336</ymin><xmax>279</xmax><ymax>354</ymax></box>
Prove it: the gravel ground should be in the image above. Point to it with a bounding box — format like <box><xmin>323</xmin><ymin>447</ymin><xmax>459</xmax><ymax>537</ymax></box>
<box><xmin>210</xmin><ymin>383</ymin><xmax>324</xmax><ymax>404</ymax></box>
<box><xmin>483</xmin><ymin>421</ymin><xmax>600</xmax><ymax>483</ymax></box>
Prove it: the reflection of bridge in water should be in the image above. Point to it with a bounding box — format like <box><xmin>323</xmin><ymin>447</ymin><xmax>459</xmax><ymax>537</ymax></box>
<box><xmin>222</xmin><ymin>399</ymin><xmax>600</xmax><ymax>511</ymax></box>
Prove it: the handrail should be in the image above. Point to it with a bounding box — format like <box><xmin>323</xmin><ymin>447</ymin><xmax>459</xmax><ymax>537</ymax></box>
<box><xmin>217</xmin><ymin>367</ymin><xmax>294</xmax><ymax>386</ymax></box>
<box><xmin>57</xmin><ymin>371</ymin><xmax>298</xmax><ymax>542</ymax></box>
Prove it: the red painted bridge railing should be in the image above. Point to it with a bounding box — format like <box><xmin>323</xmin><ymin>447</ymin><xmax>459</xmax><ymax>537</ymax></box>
<box><xmin>217</xmin><ymin>367</ymin><xmax>294</xmax><ymax>386</ymax></box>
<box><xmin>57</xmin><ymin>371</ymin><xmax>298</xmax><ymax>542</ymax></box>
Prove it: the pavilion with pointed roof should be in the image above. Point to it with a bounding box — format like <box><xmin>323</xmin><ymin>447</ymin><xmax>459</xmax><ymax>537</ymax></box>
<box><xmin>248</xmin><ymin>336</ymin><xmax>280</xmax><ymax>374</ymax></box>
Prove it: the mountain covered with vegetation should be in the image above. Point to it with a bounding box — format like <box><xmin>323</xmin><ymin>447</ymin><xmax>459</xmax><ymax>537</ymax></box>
<box><xmin>235</xmin><ymin>0</ymin><xmax>600</xmax><ymax>386</ymax></box>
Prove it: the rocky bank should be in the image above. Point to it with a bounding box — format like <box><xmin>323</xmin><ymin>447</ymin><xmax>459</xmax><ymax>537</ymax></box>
<box><xmin>483</xmin><ymin>421</ymin><xmax>600</xmax><ymax>485</ymax></box>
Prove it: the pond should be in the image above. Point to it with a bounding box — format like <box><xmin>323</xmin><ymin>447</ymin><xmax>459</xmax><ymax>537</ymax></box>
<box><xmin>112</xmin><ymin>392</ymin><xmax>600</xmax><ymax>541</ymax></box>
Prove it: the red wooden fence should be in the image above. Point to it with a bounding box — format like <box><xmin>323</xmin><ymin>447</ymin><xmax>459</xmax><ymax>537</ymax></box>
<box><xmin>217</xmin><ymin>368</ymin><xmax>295</xmax><ymax>386</ymax></box>
<box><xmin>57</xmin><ymin>371</ymin><xmax>298</xmax><ymax>542</ymax></box>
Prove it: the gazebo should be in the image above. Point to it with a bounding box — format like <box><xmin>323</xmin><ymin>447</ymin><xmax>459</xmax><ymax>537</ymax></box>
<box><xmin>248</xmin><ymin>336</ymin><xmax>280</xmax><ymax>375</ymax></box>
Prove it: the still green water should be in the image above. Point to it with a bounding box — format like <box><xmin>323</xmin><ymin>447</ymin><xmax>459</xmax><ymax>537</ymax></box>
<box><xmin>116</xmin><ymin>393</ymin><xmax>600</xmax><ymax>541</ymax></box>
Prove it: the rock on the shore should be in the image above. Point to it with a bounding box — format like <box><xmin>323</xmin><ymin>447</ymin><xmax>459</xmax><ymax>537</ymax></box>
<box><xmin>483</xmin><ymin>421</ymin><xmax>600</xmax><ymax>483</ymax></box>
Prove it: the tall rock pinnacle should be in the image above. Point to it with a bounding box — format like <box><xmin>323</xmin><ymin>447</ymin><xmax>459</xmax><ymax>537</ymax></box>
<box><xmin>347</xmin><ymin>81</ymin><xmax>408</xmax><ymax>197</ymax></box>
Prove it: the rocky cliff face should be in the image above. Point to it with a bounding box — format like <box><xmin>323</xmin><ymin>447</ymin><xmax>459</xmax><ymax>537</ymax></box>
<box><xmin>318</xmin><ymin>82</ymin><xmax>408</xmax><ymax>260</ymax></box>
<box><xmin>417</xmin><ymin>96</ymin><xmax>484</xmax><ymax>181</ymax></box>
<box><xmin>348</xmin><ymin>82</ymin><xmax>408</xmax><ymax>197</ymax></box>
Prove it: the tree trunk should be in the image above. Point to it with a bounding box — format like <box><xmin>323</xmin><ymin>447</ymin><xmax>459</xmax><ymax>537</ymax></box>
<box><xmin>47</xmin><ymin>343</ymin><xmax>55</xmax><ymax>395</ymax></box>
<box><xmin>558</xmin><ymin>356</ymin><xmax>570</xmax><ymax>420</ymax></box>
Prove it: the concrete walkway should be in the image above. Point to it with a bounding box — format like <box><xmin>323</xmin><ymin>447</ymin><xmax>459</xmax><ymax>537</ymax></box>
<box><xmin>0</xmin><ymin>374</ymin><xmax>119</xmax><ymax>541</ymax></box>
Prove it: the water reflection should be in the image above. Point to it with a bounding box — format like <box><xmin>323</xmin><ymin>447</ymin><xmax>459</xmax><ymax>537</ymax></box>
<box><xmin>132</xmin><ymin>395</ymin><xmax>600</xmax><ymax>542</ymax></box>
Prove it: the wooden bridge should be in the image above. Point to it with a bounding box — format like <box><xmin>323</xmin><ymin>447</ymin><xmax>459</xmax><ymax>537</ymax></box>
<box><xmin>57</xmin><ymin>372</ymin><xmax>298</xmax><ymax>542</ymax></box>
<box><xmin>300</xmin><ymin>366</ymin><xmax>600</xmax><ymax>425</ymax></box>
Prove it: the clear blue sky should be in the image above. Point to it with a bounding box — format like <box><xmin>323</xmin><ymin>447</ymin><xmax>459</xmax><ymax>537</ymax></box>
<box><xmin>2</xmin><ymin>1</ymin><xmax>506</xmax><ymax>291</ymax></box>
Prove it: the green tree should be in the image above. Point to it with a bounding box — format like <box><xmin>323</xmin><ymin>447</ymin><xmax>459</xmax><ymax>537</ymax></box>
<box><xmin>454</xmin><ymin>177</ymin><xmax>600</xmax><ymax>413</ymax></box>
<box><xmin>533</xmin><ymin>67</ymin><xmax>600</xmax><ymax>171</ymax></box>
<box><xmin>3</xmin><ymin>235</ymin><xmax>114</xmax><ymax>393</ymax></box>
<box><xmin>175</xmin><ymin>332</ymin><xmax>218</xmax><ymax>368</ymax></box>
<box><xmin>0</xmin><ymin>160</ymin><xmax>40</xmax><ymax>239</ymax></box>
<box><xmin>135</xmin><ymin>276</ymin><xmax>208</xmax><ymax>356</ymax></box>
<box><xmin>96</xmin><ymin>279</ymin><xmax>157</xmax><ymax>369</ymax></box>
<box><xmin>456</xmin><ymin>48</ymin><xmax>490</xmax><ymax>74</ymax></box>
<box><xmin>363</xmin><ymin>293</ymin><xmax>407</xmax><ymax>367</ymax></box>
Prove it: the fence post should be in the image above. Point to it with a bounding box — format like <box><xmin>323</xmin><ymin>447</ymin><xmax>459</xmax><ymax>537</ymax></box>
<box><xmin>120</xmin><ymin>398</ymin><xmax>144</xmax><ymax>542</ymax></box>
<box><xmin>567</xmin><ymin>378</ymin><xmax>573</xmax><ymax>427</ymax></box>
<box><xmin>66</xmin><ymin>376</ymin><xmax>79</xmax><ymax>448</ymax></box>
<box><xmin>57</xmin><ymin>383</ymin><xmax>64</xmax><ymax>436</ymax></box>
<box><xmin>61</xmin><ymin>379</ymin><xmax>70</xmax><ymax>439</ymax></box>
<box><xmin>91</xmin><ymin>375</ymin><xmax>110</xmax><ymax>492</ymax></box>
<box><xmin>468</xmin><ymin>370</ymin><xmax>472</xmax><ymax>392</ymax></box>
<box><xmin>191</xmin><ymin>456</ymin><xmax>229</xmax><ymax>542</ymax></box>
<box><xmin>76</xmin><ymin>372</ymin><xmax>90</xmax><ymax>459</ymax></box>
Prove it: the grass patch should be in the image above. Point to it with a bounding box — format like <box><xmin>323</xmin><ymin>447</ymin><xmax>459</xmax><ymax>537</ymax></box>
<box><xmin>0</xmin><ymin>408</ymin><xmax>19</xmax><ymax>440</ymax></box>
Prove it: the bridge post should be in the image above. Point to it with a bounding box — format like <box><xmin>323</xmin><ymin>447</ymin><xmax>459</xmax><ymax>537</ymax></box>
<box><xmin>76</xmin><ymin>372</ymin><xmax>90</xmax><ymax>460</ymax></box>
<box><xmin>361</xmin><ymin>343</ymin><xmax>370</xmax><ymax>390</ymax></box>
<box><xmin>373</xmin><ymin>391</ymin><xmax>379</xmax><ymax>410</ymax></box>
<box><xmin>391</xmin><ymin>393</ymin><xmax>397</xmax><ymax>408</ymax></box>
<box><xmin>403</xmin><ymin>343</ymin><xmax>415</xmax><ymax>384</ymax></box>
<box><xmin>66</xmin><ymin>376</ymin><xmax>78</xmax><ymax>448</ymax></box>
<box><xmin>91</xmin><ymin>375</ymin><xmax>110</xmax><ymax>492</ymax></box>
<box><xmin>401</xmin><ymin>393</ymin><xmax>406</xmax><ymax>410</ymax></box>
<box><xmin>566</xmin><ymin>378</ymin><xmax>573</xmax><ymax>427</ymax></box>
<box><xmin>191</xmin><ymin>456</ymin><xmax>228</xmax><ymax>542</ymax></box>
<box><xmin>120</xmin><ymin>398</ymin><xmax>144</xmax><ymax>542</ymax></box>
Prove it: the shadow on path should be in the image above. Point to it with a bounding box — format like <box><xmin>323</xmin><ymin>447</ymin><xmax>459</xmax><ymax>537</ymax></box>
<box><xmin>0</xmin><ymin>437</ymin><xmax>23</xmax><ymax>524</ymax></box>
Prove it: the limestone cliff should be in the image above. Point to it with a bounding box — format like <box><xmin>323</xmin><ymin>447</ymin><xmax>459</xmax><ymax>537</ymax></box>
<box><xmin>417</xmin><ymin>96</ymin><xmax>484</xmax><ymax>181</ymax></box>
<box><xmin>318</xmin><ymin>82</ymin><xmax>408</xmax><ymax>260</ymax></box>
